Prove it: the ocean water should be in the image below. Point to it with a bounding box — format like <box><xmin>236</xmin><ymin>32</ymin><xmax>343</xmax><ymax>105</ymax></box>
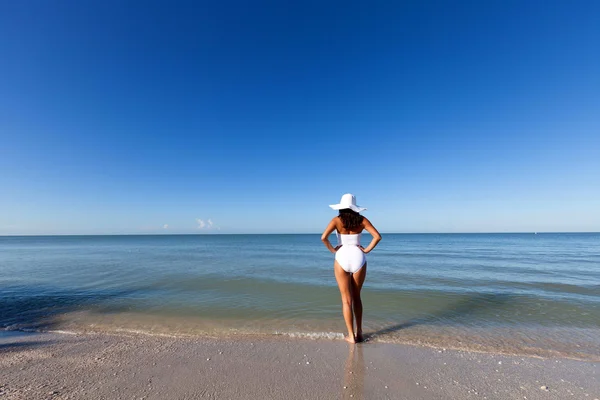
<box><xmin>1</xmin><ymin>233</ymin><xmax>599</xmax><ymax>360</ymax></box>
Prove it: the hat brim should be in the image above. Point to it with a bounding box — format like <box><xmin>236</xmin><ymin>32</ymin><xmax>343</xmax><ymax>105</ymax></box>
<box><xmin>329</xmin><ymin>204</ymin><xmax>367</xmax><ymax>213</ymax></box>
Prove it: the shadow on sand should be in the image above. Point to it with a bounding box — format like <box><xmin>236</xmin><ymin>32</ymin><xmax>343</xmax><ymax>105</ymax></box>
<box><xmin>0</xmin><ymin>329</ymin><xmax>58</xmax><ymax>352</ymax></box>
<box><xmin>365</xmin><ymin>293</ymin><xmax>512</xmax><ymax>341</ymax></box>
<box><xmin>0</xmin><ymin>340</ymin><xmax>54</xmax><ymax>351</ymax></box>
<box><xmin>0</xmin><ymin>287</ymin><xmax>135</xmax><ymax>333</ymax></box>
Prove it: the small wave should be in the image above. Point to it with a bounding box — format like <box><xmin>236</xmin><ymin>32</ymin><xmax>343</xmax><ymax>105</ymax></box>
<box><xmin>274</xmin><ymin>331</ymin><xmax>345</xmax><ymax>340</ymax></box>
<box><xmin>3</xmin><ymin>322</ymin><xmax>598</xmax><ymax>362</ymax></box>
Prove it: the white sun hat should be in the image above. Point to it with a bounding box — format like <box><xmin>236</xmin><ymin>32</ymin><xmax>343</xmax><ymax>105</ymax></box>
<box><xmin>329</xmin><ymin>193</ymin><xmax>367</xmax><ymax>213</ymax></box>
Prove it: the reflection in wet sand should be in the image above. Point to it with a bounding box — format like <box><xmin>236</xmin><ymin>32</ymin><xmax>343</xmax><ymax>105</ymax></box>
<box><xmin>341</xmin><ymin>344</ymin><xmax>365</xmax><ymax>400</ymax></box>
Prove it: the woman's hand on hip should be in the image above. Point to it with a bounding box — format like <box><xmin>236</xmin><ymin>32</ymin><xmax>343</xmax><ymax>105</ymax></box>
<box><xmin>332</xmin><ymin>245</ymin><xmax>342</xmax><ymax>253</ymax></box>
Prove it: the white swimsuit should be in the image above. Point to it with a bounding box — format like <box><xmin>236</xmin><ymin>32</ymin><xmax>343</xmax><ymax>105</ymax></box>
<box><xmin>335</xmin><ymin>232</ymin><xmax>366</xmax><ymax>273</ymax></box>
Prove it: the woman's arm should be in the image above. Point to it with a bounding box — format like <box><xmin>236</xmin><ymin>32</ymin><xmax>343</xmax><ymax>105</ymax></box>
<box><xmin>360</xmin><ymin>217</ymin><xmax>381</xmax><ymax>253</ymax></box>
<box><xmin>321</xmin><ymin>218</ymin><xmax>340</xmax><ymax>254</ymax></box>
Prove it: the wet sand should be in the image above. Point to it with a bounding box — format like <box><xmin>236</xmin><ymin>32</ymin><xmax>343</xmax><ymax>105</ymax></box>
<box><xmin>1</xmin><ymin>330</ymin><xmax>598</xmax><ymax>400</ymax></box>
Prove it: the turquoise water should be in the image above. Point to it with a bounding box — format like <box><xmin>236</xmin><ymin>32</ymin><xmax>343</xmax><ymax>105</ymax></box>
<box><xmin>1</xmin><ymin>233</ymin><xmax>599</xmax><ymax>359</ymax></box>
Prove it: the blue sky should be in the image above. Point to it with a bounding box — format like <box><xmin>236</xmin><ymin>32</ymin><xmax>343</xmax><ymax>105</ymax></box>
<box><xmin>1</xmin><ymin>1</ymin><xmax>599</xmax><ymax>234</ymax></box>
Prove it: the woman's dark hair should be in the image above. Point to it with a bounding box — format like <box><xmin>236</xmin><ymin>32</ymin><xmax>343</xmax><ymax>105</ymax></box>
<box><xmin>338</xmin><ymin>208</ymin><xmax>364</xmax><ymax>231</ymax></box>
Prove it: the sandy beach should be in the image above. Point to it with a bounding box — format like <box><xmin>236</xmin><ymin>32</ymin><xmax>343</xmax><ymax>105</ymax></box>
<box><xmin>1</xmin><ymin>330</ymin><xmax>598</xmax><ymax>400</ymax></box>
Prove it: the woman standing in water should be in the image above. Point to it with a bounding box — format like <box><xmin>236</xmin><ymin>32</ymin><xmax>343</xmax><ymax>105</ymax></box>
<box><xmin>321</xmin><ymin>194</ymin><xmax>381</xmax><ymax>343</ymax></box>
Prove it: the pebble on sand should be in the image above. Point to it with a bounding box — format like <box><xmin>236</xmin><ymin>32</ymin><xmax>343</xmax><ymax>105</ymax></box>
<box><xmin>540</xmin><ymin>386</ymin><xmax>549</xmax><ymax>391</ymax></box>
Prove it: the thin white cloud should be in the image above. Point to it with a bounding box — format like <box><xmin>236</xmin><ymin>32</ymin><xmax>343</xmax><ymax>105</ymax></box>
<box><xmin>163</xmin><ymin>224</ymin><xmax>169</xmax><ymax>229</ymax></box>
<box><xmin>196</xmin><ymin>218</ymin><xmax>217</xmax><ymax>230</ymax></box>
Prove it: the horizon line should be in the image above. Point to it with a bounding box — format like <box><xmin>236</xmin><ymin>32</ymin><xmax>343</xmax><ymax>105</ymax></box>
<box><xmin>1</xmin><ymin>231</ymin><xmax>598</xmax><ymax>237</ymax></box>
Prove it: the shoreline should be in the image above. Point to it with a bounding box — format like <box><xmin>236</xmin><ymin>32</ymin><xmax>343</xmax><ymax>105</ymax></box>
<box><xmin>2</xmin><ymin>330</ymin><xmax>598</xmax><ymax>399</ymax></box>
<box><xmin>4</xmin><ymin>308</ymin><xmax>599</xmax><ymax>362</ymax></box>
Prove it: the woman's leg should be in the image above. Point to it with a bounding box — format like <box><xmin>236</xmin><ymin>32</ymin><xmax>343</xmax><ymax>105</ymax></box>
<box><xmin>334</xmin><ymin>261</ymin><xmax>355</xmax><ymax>343</ymax></box>
<box><xmin>351</xmin><ymin>262</ymin><xmax>367</xmax><ymax>342</ymax></box>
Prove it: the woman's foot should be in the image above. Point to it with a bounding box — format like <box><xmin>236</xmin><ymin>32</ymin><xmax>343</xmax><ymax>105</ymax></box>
<box><xmin>355</xmin><ymin>331</ymin><xmax>364</xmax><ymax>343</ymax></box>
<box><xmin>344</xmin><ymin>335</ymin><xmax>356</xmax><ymax>344</ymax></box>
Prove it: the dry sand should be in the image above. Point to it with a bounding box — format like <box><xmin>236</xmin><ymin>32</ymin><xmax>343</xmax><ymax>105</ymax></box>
<box><xmin>1</xmin><ymin>330</ymin><xmax>598</xmax><ymax>400</ymax></box>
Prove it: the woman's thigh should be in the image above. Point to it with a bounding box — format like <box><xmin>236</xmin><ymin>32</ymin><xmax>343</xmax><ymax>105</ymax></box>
<box><xmin>351</xmin><ymin>262</ymin><xmax>367</xmax><ymax>294</ymax></box>
<box><xmin>334</xmin><ymin>261</ymin><xmax>353</xmax><ymax>299</ymax></box>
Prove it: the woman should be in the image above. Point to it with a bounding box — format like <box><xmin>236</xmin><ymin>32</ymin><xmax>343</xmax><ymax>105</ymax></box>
<box><xmin>321</xmin><ymin>194</ymin><xmax>381</xmax><ymax>343</ymax></box>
